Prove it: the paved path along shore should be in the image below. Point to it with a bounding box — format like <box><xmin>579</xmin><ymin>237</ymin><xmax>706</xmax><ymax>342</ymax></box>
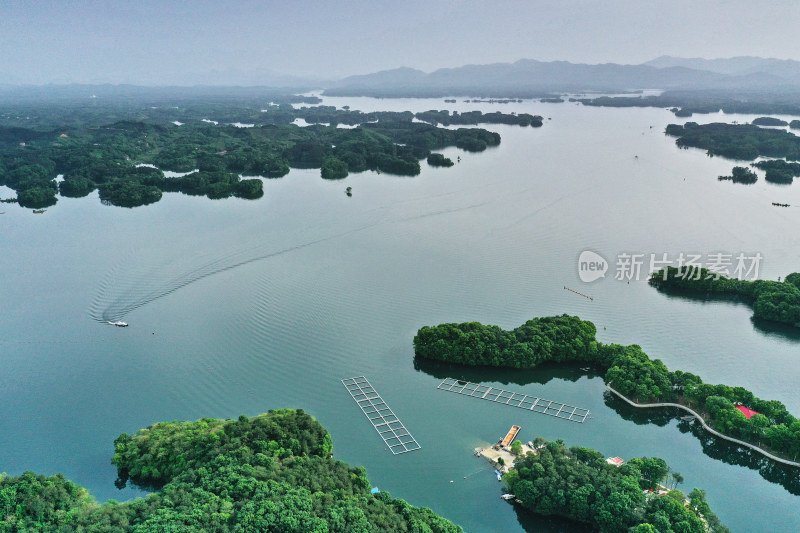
<box><xmin>605</xmin><ymin>383</ymin><xmax>800</xmax><ymax>468</ymax></box>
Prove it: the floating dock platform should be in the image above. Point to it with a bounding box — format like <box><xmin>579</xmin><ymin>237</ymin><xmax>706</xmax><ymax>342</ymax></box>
<box><xmin>500</xmin><ymin>425</ymin><xmax>521</xmax><ymax>447</ymax></box>
<box><xmin>342</xmin><ymin>376</ymin><xmax>422</xmax><ymax>455</ymax></box>
<box><xmin>437</xmin><ymin>377</ymin><xmax>590</xmax><ymax>423</ymax></box>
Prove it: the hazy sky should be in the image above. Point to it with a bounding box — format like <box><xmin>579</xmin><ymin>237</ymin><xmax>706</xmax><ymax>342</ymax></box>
<box><xmin>2</xmin><ymin>0</ymin><xmax>800</xmax><ymax>85</ymax></box>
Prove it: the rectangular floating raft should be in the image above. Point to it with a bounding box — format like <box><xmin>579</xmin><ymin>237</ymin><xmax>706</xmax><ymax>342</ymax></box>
<box><xmin>342</xmin><ymin>376</ymin><xmax>422</xmax><ymax>455</ymax></box>
<box><xmin>437</xmin><ymin>377</ymin><xmax>590</xmax><ymax>423</ymax></box>
<box><xmin>500</xmin><ymin>425</ymin><xmax>521</xmax><ymax>447</ymax></box>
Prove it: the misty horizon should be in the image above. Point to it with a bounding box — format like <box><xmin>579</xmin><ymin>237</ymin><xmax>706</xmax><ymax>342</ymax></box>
<box><xmin>2</xmin><ymin>0</ymin><xmax>800</xmax><ymax>86</ymax></box>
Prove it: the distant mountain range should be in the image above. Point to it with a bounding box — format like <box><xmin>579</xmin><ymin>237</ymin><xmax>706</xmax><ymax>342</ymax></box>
<box><xmin>4</xmin><ymin>56</ymin><xmax>800</xmax><ymax>98</ymax></box>
<box><xmin>325</xmin><ymin>57</ymin><xmax>800</xmax><ymax>97</ymax></box>
<box><xmin>643</xmin><ymin>56</ymin><xmax>800</xmax><ymax>81</ymax></box>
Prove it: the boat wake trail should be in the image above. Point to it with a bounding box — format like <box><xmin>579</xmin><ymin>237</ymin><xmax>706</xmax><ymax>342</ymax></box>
<box><xmin>89</xmin><ymin>230</ymin><xmax>358</xmax><ymax>323</ymax></box>
<box><xmin>88</xmin><ymin>201</ymin><xmax>489</xmax><ymax>323</ymax></box>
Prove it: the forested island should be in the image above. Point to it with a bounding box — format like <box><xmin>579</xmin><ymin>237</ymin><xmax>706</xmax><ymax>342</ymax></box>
<box><xmin>665</xmin><ymin>122</ymin><xmax>800</xmax><ymax>162</ymax></box>
<box><xmin>414</xmin><ymin>315</ymin><xmax>800</xmax><ymax>463</ymax></box>
<box><xmin>717</xmin><ymin>166</ymin><xmax>757</xmax><ymax>184</ymax></box>
<box><xmin>649</xmin><ymin>267</ymin><xmax>800</xmax><ymax>328</ymax></box>
<box><xmin>0</xmin><ymin>97</ymin><xmax>545</xmax><ymax>209</ymax></box>
<box><xmin>751</xmin><ymin>116</ymin><xmax>789</xmax><ymax>127</ymax></box>
<box><xmin>413</xmin><ymin>110</ymin><xmax>542</xmax><ymax>127</ymax></box>
<box><xmin>579</xmin><ymin>90</ymin><xmax>800</xmax><ymax>118</ymax></box>
<box><xmin>0</xmin><ymin>409</ymin><xmax>462</xmax><ymax>532</ymax></box>
<box><xmin>752</xmin><ymin>159</ymin><xmax>800</xmax><ymax>183</ymax></box>
<box><xmin>427</xmin><ymin>153</ymin><xmax>454</xmax><ymax>167</ymax></box>
<box><xmin>503</xmin><ymin>439</ymin><xmax>728</xmax><ymax>532</ymax></box>
<box><xmin>714</xmin><ymin>162</ymin><xmax>800</xmax><ymax>185</ymax></box>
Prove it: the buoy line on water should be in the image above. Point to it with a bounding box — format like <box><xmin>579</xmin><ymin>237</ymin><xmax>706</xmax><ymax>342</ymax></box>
<box><xmin>563</xmin><ymin>286</ymin><xmax>594</xmax><ymax>300</ymax></box>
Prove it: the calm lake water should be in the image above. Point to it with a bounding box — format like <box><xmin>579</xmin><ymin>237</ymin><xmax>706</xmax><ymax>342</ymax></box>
<box><xmin>2</xmin><ymin>97</ymin><xmax>800</xmax><ymax>532</ymax></box>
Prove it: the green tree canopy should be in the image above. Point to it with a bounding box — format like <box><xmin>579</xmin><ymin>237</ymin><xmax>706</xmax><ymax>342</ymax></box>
<box><xmin>0</xmin><ymin>409</ymin><xmax>464</xmax><ymax>532</ymax></box>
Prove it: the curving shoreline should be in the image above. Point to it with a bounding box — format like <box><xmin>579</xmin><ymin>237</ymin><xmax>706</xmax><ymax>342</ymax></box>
<box><xmin>414</xmin><ymin>315</ymin><xmax>800</xmax><ymax>470</ymax></box>
<box><xmin>606</xmin><ymin>383</ymin><xmax>800</xmax><ymax>468</ymax></box>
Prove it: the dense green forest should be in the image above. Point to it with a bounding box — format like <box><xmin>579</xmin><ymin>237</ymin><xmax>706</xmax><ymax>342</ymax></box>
<box><xmin>649</xmin><ymin>266</ymin><xmax>800</xmax><ymax>328</ymax></box>
<box><xmin>0</xmin><ymin>91</ymin><xmax>322</xmax><ymax>130</ymax></box>
<box><xmin>414</xmin><ymin>315</ymin><xmax>800</xmax><ymax>462</ymax></box>
<box><xmin>665</xmin><ymin>121</ymin><xmax>800</xmax><ymax>162</ymax></box>
<box><xmin>0</xmin><ymin>409</ymin><xmax>462</xmax><ymax>532</ymax></box>
<box><xmin>414</xmin><ymin>315</ymin><xmax>597</xmax><ymax>368</ymax></box>
<box><xmin>0</xmin><ymin>116</ymin><xmax>500</xmax><ymax>208</ymax></box>
<box><xmin>0</xmin><ymin>97</ymin><xmax>537</xmax><ymax>132</ymax></box>
<box><xmin>0</xmin><ymin>98</ymin><xmax>542</xmax><ymax>209</ymax></box>
<box><xmin>503</xmin><ymin>439</ymin><xmax>728</xmax><ymax>532</ymax></box>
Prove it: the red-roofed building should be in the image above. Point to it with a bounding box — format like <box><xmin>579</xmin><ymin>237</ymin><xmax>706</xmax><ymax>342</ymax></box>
<box><xmin>735</xmin><ymin>405</ymin><xmax>761</xmax><ymax>419</ymax></box>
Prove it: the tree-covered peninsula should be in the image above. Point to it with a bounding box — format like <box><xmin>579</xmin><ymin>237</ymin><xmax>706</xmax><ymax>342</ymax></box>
<box><xmin>0</xmin><ymin>409</ymin><xmax>462</xmax><ymax>532</ymax></box>
<box><xmin>665</xmin><ymin>121</ymin><xmax>800</xmax><ymax>161</ymax></box>
<box><xmin>503</xmin><ymin>439</ymin><xmax>728</xmax><ymax>532</ymax></box>
<box><xmin>649</xmin><ymin>267</ymin><xmax>800</xmax><ymax>328</ymax></box>
<box><xmin>414</xmin><ymin>315</ymin><xmax>800</xmax><ymax>462</ymax></box>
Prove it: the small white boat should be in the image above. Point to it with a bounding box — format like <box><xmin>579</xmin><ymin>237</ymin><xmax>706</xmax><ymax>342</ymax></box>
<box><xmin>501</xmin><ymin>494</ymin><xmax>515</xmax><ymax>500</ymax></box>
<box><xmin>108</xmin><ymin>321</ymin><xmax>128</xmax><ymax>327</ymax></box>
